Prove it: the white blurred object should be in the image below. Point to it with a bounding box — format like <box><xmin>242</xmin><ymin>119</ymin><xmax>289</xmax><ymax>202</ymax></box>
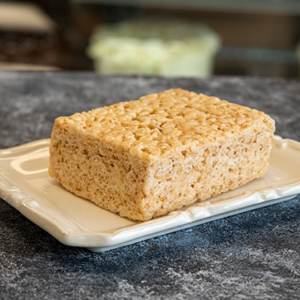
<box><xmin>87</xmin><ymin>18</ymin><xmax>221</xmax><ymax>77</ymax></box>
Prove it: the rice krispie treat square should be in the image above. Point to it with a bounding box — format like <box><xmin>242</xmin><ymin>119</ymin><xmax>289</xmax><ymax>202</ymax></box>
<box><xmin>49</xmin><ymin>89</ymin><xmax>275</xmax><ymax>221</ymax></box>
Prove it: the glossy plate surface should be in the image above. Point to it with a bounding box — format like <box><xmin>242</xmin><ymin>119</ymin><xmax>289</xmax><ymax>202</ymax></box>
<box><xmin>0</xmin><ymin>136</ymin><xmax>300</xmax><ymax>252</ymax></box>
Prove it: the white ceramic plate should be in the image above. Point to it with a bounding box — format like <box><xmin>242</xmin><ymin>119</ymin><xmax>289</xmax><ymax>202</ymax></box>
<box><xmin>0</xmin><ymin>136</ymin><xmax>300</xmax><ymax>252</ymax></box>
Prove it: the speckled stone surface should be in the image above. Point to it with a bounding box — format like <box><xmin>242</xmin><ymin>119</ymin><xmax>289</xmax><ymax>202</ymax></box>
<box><xmin>0</xmin><ymin>72</ymin><xmax>300</xmax><ymax>300</ymax></box>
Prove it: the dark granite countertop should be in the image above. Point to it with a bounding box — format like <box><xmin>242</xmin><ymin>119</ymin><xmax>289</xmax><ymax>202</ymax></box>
<box><xmin>0</xmin><ymin>72</ymin><xmax>300</xmax><ymax>300</ymax></box>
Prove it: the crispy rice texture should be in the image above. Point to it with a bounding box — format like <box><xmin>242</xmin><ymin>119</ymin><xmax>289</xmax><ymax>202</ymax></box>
<box><xmin>49</xmin><ymin>89</ymin><xmax>275</xmax><ymax>221</ymax></box>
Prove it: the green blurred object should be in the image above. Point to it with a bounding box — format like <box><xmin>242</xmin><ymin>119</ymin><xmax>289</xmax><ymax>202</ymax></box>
<box><xmin>87</xmin><ymin>18</ymin><xmax>220</xmax><ymax>77</ymax></box>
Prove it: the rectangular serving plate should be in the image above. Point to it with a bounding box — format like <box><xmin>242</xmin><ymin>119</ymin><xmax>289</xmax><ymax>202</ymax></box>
<box><xmin>0</xmin><ymin>136</ymin><xmax>300</xmax><ymax>252</ymax></box>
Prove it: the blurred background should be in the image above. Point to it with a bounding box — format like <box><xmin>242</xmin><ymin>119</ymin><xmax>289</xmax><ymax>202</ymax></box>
<box><xmin>0</xmin><ymin>0</ymin><xmax>300</xmax><ymax>78</ymax></box>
